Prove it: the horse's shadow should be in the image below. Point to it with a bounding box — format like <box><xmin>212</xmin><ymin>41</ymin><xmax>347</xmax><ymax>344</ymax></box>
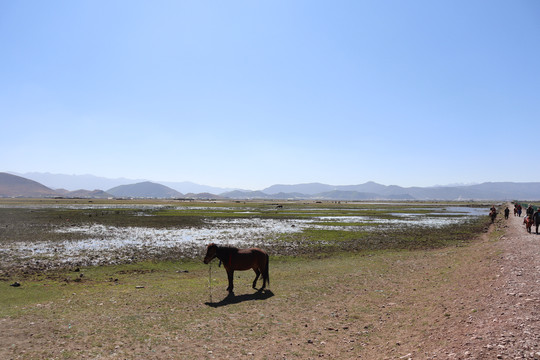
<box><xmin>205</xmin><ymin>289</ymin><xmax>274</xmax><ymax>308</ymax></box>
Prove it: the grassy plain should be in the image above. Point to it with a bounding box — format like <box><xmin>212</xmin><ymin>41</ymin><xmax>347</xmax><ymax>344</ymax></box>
<box><xmin>0</xmin><ymin>199</ymin><xmax>494</xmax><ymax>359</ymax></box>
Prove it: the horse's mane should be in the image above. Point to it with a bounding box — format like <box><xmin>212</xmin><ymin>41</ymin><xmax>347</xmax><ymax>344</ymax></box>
<box><xmin>218</xmin><ymin>245</ymin><xmax>239</xmax><ymax>253</ymax></box>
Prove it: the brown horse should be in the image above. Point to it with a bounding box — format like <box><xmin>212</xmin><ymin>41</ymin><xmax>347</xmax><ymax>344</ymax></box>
<box><xmin>524</xmin><ymin>216</ymin><xmax>533</xmax><ymax>233</ymax></box>
<box><xmin>203</xmin><ymin>243</ymin><xmax>269</xmax><ymax>293</ymax></box>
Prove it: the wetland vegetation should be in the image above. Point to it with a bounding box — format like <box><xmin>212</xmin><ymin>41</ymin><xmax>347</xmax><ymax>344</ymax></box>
<box><xmin>0</xmin><ymin>198</ymin><xmax>490</xmax><ymax>274</ymax></box>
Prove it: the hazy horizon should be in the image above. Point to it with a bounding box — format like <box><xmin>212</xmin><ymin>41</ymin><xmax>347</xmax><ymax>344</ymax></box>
<box><xmin>7</xmin><ymin>170</ymin><xmax>490</xmax><ymax>192</ymax></box>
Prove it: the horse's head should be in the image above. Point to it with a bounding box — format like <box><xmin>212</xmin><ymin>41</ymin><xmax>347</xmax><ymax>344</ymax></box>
<box><xmin>203</xmin><ymin>243</ymin><xmax>218</xmax><ymax>264</ymax></box>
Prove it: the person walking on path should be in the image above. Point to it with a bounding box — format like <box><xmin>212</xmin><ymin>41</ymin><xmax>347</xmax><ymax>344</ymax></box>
<box><xmin>505</xmin><ymin>207</ymin><xmax>510</xmax><ymax>219</ymax></box>
<box><xmin>533</xmin><ymin>207</ymin><xmax>540</xmax><ymax>234</ymax></box>
<box><xmin>527</xmin><ymin>205</ymin><xmax>534</xmax><ymax>220</ymax></box>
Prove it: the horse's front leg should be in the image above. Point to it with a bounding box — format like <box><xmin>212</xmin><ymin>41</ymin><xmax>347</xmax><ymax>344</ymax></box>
<box><xmin>226</xmin><ymin>269</ymin><xmax>234</xmax><ymax>293</ymax></box>
<box><xmin>252</xmin><ymin>269</ymin><xmax>261</xmax><ymax>289</ymax></box>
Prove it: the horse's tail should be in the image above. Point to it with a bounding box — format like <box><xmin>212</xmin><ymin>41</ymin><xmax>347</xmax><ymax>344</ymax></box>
<box><xmin>264</xmin><ymin>253</ymin><xmax>270</xmax><ymax>286</ymax></box>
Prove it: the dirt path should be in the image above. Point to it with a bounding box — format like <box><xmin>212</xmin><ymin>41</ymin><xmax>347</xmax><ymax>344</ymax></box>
<box><xmin>428</xmin><ymin>206</ymin><xmax>540</xmax><ymax>359</ymax></box>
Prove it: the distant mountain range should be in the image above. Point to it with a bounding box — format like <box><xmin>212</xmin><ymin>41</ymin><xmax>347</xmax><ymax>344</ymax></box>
<box><xmin>11</xmin><ymin>172</ymin><xmax>235</xmax><ymax>194</ymax></box>
<box><xmin>3</xmin><ymin>172</ymin><xmax>540</xmax><ymax>200</ymax></box>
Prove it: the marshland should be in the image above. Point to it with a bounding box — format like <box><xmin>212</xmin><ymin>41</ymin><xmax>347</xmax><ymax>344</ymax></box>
<box><xmin>0</xmin><ymin>199</ymin><xmax>489</xmax><ymax>272</ymax></box>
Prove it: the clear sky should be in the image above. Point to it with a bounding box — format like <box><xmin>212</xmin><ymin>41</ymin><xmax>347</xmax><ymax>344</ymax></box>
<box><xmin>2</xmin><ymin>1</ymin><xmax>539</xmax><ymax>190</ymax></box>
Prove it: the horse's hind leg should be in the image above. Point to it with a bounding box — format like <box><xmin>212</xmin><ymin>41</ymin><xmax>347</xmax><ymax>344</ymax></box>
<box><xmin>226</xmin><ymin>270</ymin><xmax>234</xmax><ymax>293</ymax></box>
<box><xmin>252</xmin><ymin>269</ymin><xmax>260</xmax><ymax>289</ymax></box>
<box><xmin>261</xmin><ymin>255</ymin><xmax>269</xmax><ymax>290</ymax></box>
<box><xmin>260</xmin><ymin>271</ymin><xmax>267</xmax><ymax>290</ymax></box>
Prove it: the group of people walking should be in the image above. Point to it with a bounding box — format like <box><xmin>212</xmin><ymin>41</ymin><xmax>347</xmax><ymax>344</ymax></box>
<box><xmin>493</xmin><ymin>204</ymin><xmax>540</xmax><ymax>234</ymax></box>
<box><xmin>510</xmin><ymin>203</ymin><xmax>540</xmax><ymax>234</ymax></box>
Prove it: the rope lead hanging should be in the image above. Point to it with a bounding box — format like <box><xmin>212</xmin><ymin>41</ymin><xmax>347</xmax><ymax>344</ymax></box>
<box><xmin>208</xmin><ymin>261</ymin><xmax>213</xmax><ymax>303</ymax></box>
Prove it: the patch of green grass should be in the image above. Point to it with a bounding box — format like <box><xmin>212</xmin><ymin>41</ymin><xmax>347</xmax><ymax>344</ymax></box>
<box><xmin>0</xmin><ymin>281</ymin><xmax>72</xmax><ymax>317</ymax></box>
<box><xmin>0</xmin><ymin>259</ymin><xmax>210</xmax><ymax>316</ymax></box>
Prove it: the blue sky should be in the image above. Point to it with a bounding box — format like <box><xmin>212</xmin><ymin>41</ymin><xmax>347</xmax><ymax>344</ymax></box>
<box><xmin>2</xmin><ymin>1</ymin><xmax>539</xmax><ymax>190</ymax></box>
